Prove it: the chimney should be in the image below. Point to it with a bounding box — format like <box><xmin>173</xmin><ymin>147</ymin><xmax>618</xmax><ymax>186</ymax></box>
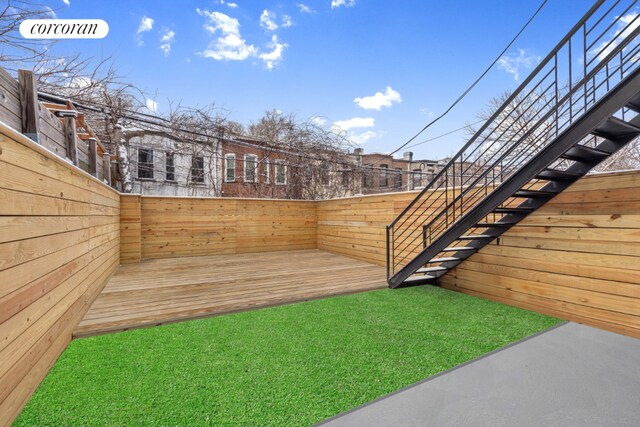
<box><xmin>353</xmin><ymin>148</ymin><xmax>364</xmax><ymax>156</ymax></box>
<box><xmin>403</xmin><ymin>151</ymin><xmax>413</xmax><ymax>162</ymax></box>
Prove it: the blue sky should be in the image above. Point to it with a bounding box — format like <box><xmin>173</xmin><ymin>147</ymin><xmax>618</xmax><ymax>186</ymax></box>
<box><xmin>41</xmin><ymin>0</ymin><xmax>592</xmax><ymax>159</ymax></box>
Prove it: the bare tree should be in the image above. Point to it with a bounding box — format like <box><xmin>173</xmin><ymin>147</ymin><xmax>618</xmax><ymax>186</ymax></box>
<box><xmin>0</xmin><ymin>1</ymin><xmax>106</xmax><ymax>91</ymax></box>
<box><xmin>0</xmin><ymin>1</ymin><xmax>57</xmax><ymax>67</ymax></box>
<box><xmin>166</xmin><ymin>103</ymin><xmax>226</xmax><ymax>196</ymax></box>
<box><xmin>473</xmin><ymin>89</ymin><xmax>640</xmax><ymax>175</ymax></box>
<box><xmin>471</xmin><ymin>90</ymin><xmax>556</xmax><ymax>169</ymax></box>
<box><xmin>247</xmin><ymin>110</ymin><xmax>359</xmax><ymax>200</ymax></box>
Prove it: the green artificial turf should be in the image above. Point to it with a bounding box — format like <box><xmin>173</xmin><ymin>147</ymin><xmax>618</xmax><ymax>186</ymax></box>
<box><xmin>15</xmin><ymin>287</ymin><xmax>560</xmax><ymax>426</ymax></box>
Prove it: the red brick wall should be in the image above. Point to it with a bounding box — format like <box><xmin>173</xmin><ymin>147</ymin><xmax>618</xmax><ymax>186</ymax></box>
<box><xmin>222</xmin><ymin>141</ymin><xmax>288</xmax><ymax>198</ymax></box>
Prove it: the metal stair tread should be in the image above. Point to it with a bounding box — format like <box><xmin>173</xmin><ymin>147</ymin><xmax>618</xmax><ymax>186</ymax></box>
<box><xmin>626</xmin><ymin>100</ymin><xmax>640</xmax><ymax>113</ymax></box>
<box><xmin>513</xmin><ymin>189</ymin><xmax>557</xmax><ymax>198</ymax></box>
<box><xmin>561</xmin><ymin>145</ymin><xmax>611</xmax><ymax>161</ymax></box>
<box><xmin>427</xmin><ymin>257</ymin><xmax>461</xmax><ymax>263</ymax></box>
<box><xmin>474</xmin><ymin>222</ymin><xmax>516</xmax><ymax>227</ymax></box>
<box><xmin>442</xmin><ymin>246</ymin><xmax>477</xmax><ymax>252</ymax></box>
<box><xmin>415</xmin><ymin>266</ymin><xmax>448</xmax><ymax>274</ymax></box>
<box><xmin>536</xmin><ymin>169</ymin><xmax>582</xmax><ymax>181</ymax></box>
<box><xmin>459</xmin><ymin>234</ymin><xmax>493</xmax><ymax>240</ymax></box>
<box><xmin>403</xmin><ymin>274</ymin><xmax>437</xmax><ymax>283</ymax></box>
<box><xmin>592</xmin><ymin>116</ymin><xmax>640</xmax><ymax>139</ymax></box>
<box><xmin>493</xmin><ymin>207</ymin><xmax>535</xmax><ymax>213</ymax></box>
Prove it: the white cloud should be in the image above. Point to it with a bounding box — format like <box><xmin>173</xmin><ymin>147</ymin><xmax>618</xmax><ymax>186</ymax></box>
<box><xmin>44</xmin><ymin>6</ymin><xmax>57</xmax><ymax>18</ymax></box>
<box><xmin>497</xmin><ymin>48</ymin><xmax>540</xmax><ymax>81</ymax></box>
<box><xmin>591</xmin><ymin>12</ymin><xmax>640</xmax><ymax>61</ymax></box>
<box><xmin>259</xmin><ymin>35</ymin><xmax>287</xmax><ymax>70</ymax></box>
<box><xmin>146</xmin><ymin>98</ymin><xmax>158</xmax><ymax>113</ymax></box>
<box><xmin>332</xmin><ymin>117</ymin><xmax>375</xmax><ymax>132</ymax></box>
<box><xmin>354</xmin><ymin>86</ymin><xmax>402</xmax><ymax>110</ymax></box>
<box><xmin>197</xmin><ymin>9</ymin><xmax>287</xmax><ymax>69</ymax></box>
<box><xmin>311</xmin><ymin>116</ymin><xmax>327</xmax><ymax>126</ymax></box>
<box><xmin>332</xmin><ymin>117</ymin><xmax>377</xmax><ymax>144</ymax></box>
<box><xmin>350</xmin><ymin>130</ymin><xmax>377</xmax><ymax>145</ymax></box>
<box><xmin>420</xmin><ymin>108</ymin><xmax>434</xmax><ymax>118</ymax></box>
<box><xmin>197</xmin><ymin>9</ymin><xmax>257</xmax><ymax>61</ymax></box>
<box><xmin>297</xmin><ymin>3</ymin><xmax>314</xmax><ymax>14</ymax></box>
<box><xmin>282</xmin><ymin>14</ymin><xmax>293</xmax><ymax>28</ymax></box>
<box><xmin>218</xmin><ymin>0</ymin><xmax>239</xmax><ymax>7</ymax></box>
<box><xmin>160</xmin><ymin>30</ymin><xmax>175</xmax><ymax>56</ymax></box>
<box><xmin>62</xmin><ymin>0</ymin><xmax>70</xmax><ymax>6</ymax></box>
<box><xmin>331</xmin><ymin>0</ymin><xmax>356</xmax><ymax>9</ymax></box>
<box><xmin>137</xmin><ymin>16</ymin><xmax>154</xmax><ymax>34</ymax></box>
<box><xmin>260</xmin><ymin>10</ymin><xmax>278</xmax><ymax>31</ymax></box>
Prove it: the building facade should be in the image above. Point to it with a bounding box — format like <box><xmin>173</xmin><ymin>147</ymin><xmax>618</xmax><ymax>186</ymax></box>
<box><xmin>358</xmin><ymin>149</ymin><xmax>440</xmax><ymax>194</ymax></box>
<box><xmin>221</xmin><ymin>137</ymin><xmax>289</xmax><ymax>199</ymax></box>
<box><xmin>119</xmin><ymin>130</ymin><xmax>453</xmax><ymax>199</ymax></box>
<box><xmin>124</xmin><ymin>130</ymin><xmax>222</xmax><ymax>197</ymax></box>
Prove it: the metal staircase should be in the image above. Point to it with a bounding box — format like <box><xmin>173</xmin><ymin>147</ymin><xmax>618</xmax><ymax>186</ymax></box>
<box><xmin>387</xmin><ymin>0</ymin><xmax>640</xmax><ymax>288</ymax></box>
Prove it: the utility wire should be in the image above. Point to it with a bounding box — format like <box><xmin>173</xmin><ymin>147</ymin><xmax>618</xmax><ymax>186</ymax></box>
<box><xmin>388</xmin><ymin>0</ymin><xmax>549</xmax><ymax>156</ymax></box>
<box><xmin>39</xmin><ymin>90</ymin><xmax>486</xmax><ymax>174</ymax></box>
<box><xmin>402</xmin><ymin>119</ymin><xmax>484</xmax><ymax>151</ymax></box>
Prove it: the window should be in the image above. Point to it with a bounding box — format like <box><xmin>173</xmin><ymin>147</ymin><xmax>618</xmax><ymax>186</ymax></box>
<box><xmin>380</xmin><ymin>164</ymin><xmax>388</xmax><ymax>187</ymax></box>
<box><xmin>263</xmin><ymin>159</ymin><xmax>270</xmax><ymax>183</ymax></box>
<box><xmin>413</xmin><ymin>169</ymin><xmax>422</xmax><ymax>188</ymax></box>
<box><xmin>363</xmin><ymin>169</ymin><xmax>373</xmax><ymax>188</ymax></box>
<box><xmin>321</xmin><ymin>168</ymin><xmax>330</xmax><ymax>186</ymax></box>
<box><xmin>275</xmin><ymin>161</ymin><xmax>286</xmax><ymax>185</ymax></box>
<box><xmin>137</xmin><ymin>149</ymin><xmax>154</xmax><ymax>179</ymax></box>
<box><xmin>394</xmin><ymin>168</ymin><xmax>403</xmax><ymax>188</ymax></box>
<box><xmin>191</xmin><ymin>156</ymin><xmax>205</xmax><ymax>184</ymax></box>
<box><xmin>342</xmin><ymin>169</ymin><xmax>350</xmax><ymax>188</ymax></box>
<box><xmin>244</xmin><ymin>154</ymin><xmax>258</xmax><ymax>182</ymax></box>
<box><xmin>225</xmin><ymin>154</ymin><xmax>235</xmax><ymax>182</ymax></box>
<box><xmin>165</xmin><ymin>152</ymin><xmax>175</xmax><ymax>182</ymax></box>
<box><xmin>303</xmin><ymin>166</ymin><xmax>312</xmax><ymax>185</ymax></box>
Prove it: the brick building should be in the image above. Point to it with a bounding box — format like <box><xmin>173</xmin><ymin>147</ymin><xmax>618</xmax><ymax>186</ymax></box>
<box><xmin>221</xmin><ymin>136</ymin><xmax>289</xmax><ymax>198</ymax></box>
<box><xmin>357</xmin><ymin>149</ymin><xmax>440</xmax><ymax>194</ymax></box>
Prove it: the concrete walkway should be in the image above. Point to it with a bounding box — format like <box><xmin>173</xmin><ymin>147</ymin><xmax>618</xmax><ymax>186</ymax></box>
<box><xmin>320</xmin><ymin>323</ymin><xmax>640</xmax><ymax>427</ymax></box>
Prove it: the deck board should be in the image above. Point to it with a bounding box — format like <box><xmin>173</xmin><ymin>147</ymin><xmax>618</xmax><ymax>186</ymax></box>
<box><xmin>74</xmin><ymin>249</ymin><xmax>387</xmax><ymax>337</ymax></box>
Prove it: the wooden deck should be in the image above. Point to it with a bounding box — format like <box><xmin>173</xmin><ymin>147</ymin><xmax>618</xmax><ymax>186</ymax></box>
<box><xmin>74</xmin><ymin>249</ymin><xmax>387</xmax><ymax>337</ymax></box>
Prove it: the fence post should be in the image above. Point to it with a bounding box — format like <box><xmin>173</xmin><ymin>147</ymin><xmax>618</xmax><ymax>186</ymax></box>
<box><xmin>88</xmin><ymin>137</ymin><xmax>98</xmax><ymax>176</ymax></box>
<box><xmin>17</xmin><ymin>70</ymin><xmax>40</xmax><ymax>144</ymax></box>
<box><xmin>63</xmin><ymin>115</ymin><xmax>78</xmax><ymax>165</ymax></box>
<box><xmin>103</xmin><ymin>153</ymin><xmax>112</xmax><ymax>185</ymax></box>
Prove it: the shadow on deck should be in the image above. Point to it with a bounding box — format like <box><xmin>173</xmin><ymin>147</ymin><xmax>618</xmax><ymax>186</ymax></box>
<box><xmin>74</xmin><ymin>249</ymin><xmax>387</xmax><ymax>337</ymax></box>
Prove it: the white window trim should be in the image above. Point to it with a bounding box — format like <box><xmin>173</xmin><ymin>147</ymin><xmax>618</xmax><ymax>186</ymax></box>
<box><xmin>264</xmin><ymin>158</ymin><xmax>270</xmax><ymax>184</ymax></box>
<box><xmin>244</xmin><ymin>154</ymin><xmax>258</xmax><ymax>183</ymax></box>
<box><xmin>225</xmin><ymin>154</ymin><xmax>236</xmax><ymax>183</ymax></box>
<box><xmin>137</xmin><ymin>148</ymin><xmax>154</xmax><ymax>180</ymax></box>
<box><xmin>275</xmin><ymin>161</ymin><xmax>287</xmax><ymax>185</ymax></box>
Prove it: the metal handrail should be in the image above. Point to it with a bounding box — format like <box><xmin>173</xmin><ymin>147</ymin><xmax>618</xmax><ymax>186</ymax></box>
<box><xmin>387</xmin><ymin>0</ymin><xmax>640</xmax><ymax>279</ymax></box>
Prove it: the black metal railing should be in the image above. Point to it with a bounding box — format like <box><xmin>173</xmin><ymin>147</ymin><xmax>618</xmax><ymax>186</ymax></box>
<box><xmin>387</xmin><ymin>0</ymin><xmax>640</xmax><ymax>281</ymax></box>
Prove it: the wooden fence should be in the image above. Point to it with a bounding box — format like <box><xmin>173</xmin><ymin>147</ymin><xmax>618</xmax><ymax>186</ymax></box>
<box><xmin>0</xmin><ymin>123</ymin><xmax>120</xmax><ymax>425</ymax></box>
<box><xmin>0</xmin><ymin>67</ymin><xmax>109</xmax><ymax>182</ymax></box>
<box><xmin>318</xmin><ymin>173</ymin><xmax>640</xmax><ymax>338</ymax></box>
<box><xmin>120</xmin><ymin>196</ymin><xmax>317</xmax><ymax>263</ymax></box>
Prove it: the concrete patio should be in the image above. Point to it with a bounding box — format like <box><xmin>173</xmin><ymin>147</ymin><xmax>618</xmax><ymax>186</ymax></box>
<box><xmin>320</xmin><ymin>322</ymin><xmax>640</xmax><ymax>426</ymax></box>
